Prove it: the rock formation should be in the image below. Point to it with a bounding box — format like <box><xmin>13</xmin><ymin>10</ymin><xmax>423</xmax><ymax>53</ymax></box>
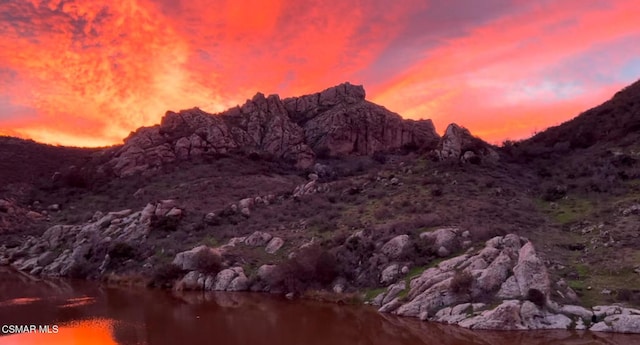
<box><xmin>435</xmin><ymin>123</ymin><xmax>499</xmax><ymax>163</ymax></box>
<box><xmin>371</xmin><ymin>234</ymin><xmax>640</xmax><ymax>333</ymax></box>
<box><xmin>109</xmin><ymin>83</ymin><xmax>440</xmax><ymax>176</ymax></box>
<box><xmin>1</xmin><ymin>201</ymin><xmax>183</xmax><ymax>278</ymax></box>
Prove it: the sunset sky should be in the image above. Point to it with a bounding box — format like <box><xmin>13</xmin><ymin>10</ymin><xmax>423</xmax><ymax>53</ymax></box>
<box><xmin>1</xmin><ymin>0</ymin><xmax>639</xmax><ymax>147</ymax></box>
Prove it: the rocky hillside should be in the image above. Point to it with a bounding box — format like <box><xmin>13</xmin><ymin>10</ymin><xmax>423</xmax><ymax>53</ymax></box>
<box><xmin>109</xmin><ymin>83</ymin><xmax>440</xmax><ymax>176</ymax></box>
<box><xmin>2</xmin><ymin>79</ymin><xmax>640</xmax><ymax>334</ymax></box>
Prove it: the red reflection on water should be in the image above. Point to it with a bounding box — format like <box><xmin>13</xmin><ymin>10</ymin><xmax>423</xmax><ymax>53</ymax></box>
<box><xmin>59</xmin><ymin>297</ymin><xmax>96</xmax><ymax>309</ymax></box>
<box><xmin>0</xmin><ymin>298</ymin><xmax>40</xmax><ymax>307</ymax></box>
<box><xmin>0</xmin><ymin>319</ymin><xmax>117</xmax><ymax>345</ymax></box>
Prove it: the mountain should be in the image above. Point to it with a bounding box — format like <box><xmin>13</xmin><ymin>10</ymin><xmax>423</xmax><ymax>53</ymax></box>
<box><xmin>1</xmin><ymin>80</ymin><xmax>640</xmax><ymax>333</ymax></box>
<box><xmin>108</xmin><ymin>83</ymin><xmax>440</xmax><ymax>176</ymax></box>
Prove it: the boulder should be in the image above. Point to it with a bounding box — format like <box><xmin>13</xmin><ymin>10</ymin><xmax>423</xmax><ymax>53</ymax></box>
<box><xmin>172</xmin><ymin>245</ymin><xmax>214</xmax><ymax>271</ymax></box>
<box><xmin>227</xmin><ymin>273</ymin><xmax>249</xmax><ymax>292</ymax></box>
<box><xmin>155</xmin><ymin>200</ymin><xmax>177</xmax><ymax>217</ymax></box>
<box><xmin>591</xmin><ymin>314</ymin><xmax>640</xmax><ymax>333</ymax></box>
<box><xmin>519</xmin><ymin>301</ymin><xmax>572</xmax><ymax>330</ymax></box>
<box><xmin>496</xmin><ymin>276</ymin><xmax>521</xmax><ymax>299</ymax></box>
<box><xmin>238</xmin><ymin>198</ymin><xmax>254</xmax><ymax>210</ymax></box>
<box><xmin>213</xmin><ymin>269</ymin><xmax>237</xmax><ymax>291</ymax></box>
<box><xmin>204</xmin><ymin>212</ymin><xmax>218</xmax><ymax>225</ymax></box>
<box><xmin>560</xmin><ymin>305</ymin><xmax>594</xmax><ymax>320</ymax></box>
<box><xmin>475</xmin><ymin>248</ymin><xmax>516</xmax><ymax>293</ymax></box>
<box><xmin>420</xmin><ymin>227</ymin><xmax>459</xmax><ymax>251</ymax></box>
<box><xmin>380</xmin><ymin>264</ymin><xmax>400</xmax><ymax>285</ymax></box>
<box><xmin>459</xmin><ymin>300</ymin><xmax>524</xmax><ymax>330</ymax></box>
<box><xmin>165</xmin><ymin>207</ymin><xmax>183</xmax><ymax>218</ymax></box>
<box><xmin>257</xmin><ymin>264</ymin><xmax>277</xmax><ymax>282</ymax></box>
<box><xmin>265</xmin><ymin>237</ymin><xmax>284</xmax><ymax>254</ymax></box>
<box><xmin>513</xmin><ymin>242</ymin><xmax>550</xmax><ymax>297</ymax></box>
<box><xmin>37</xmin><ymin>251</ymin><xmax>57</xmax><ymax>267</ymax></box>
<box><xmin>381</xmin><ymin>235</ymin><xmax>410</xmax><ymax>259</ymax></box>
<box><xmin>176</xmin><ymin>271</ymin><xmax>204</xmax><ymax>291</ymax></box>
<box><xmin>245</xmin><ymin>231</ymin><xmax>273</xmax><ymax>247</ymax></box>
<box><xmin>436</xmin><ymin>124</ymin><xmax>498</xmax><ymax>163</ymax></box>
<box><xmin>381</xmin><ymin>281</ymin><xmax>407</xmax><ymax>306</ymax></box>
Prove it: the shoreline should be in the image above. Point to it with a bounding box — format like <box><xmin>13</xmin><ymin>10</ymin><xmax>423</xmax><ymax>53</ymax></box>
<box><xmin>3</xmin><ymin>265</ymin><xmax>640</xmax><ymax>335</ymax></box>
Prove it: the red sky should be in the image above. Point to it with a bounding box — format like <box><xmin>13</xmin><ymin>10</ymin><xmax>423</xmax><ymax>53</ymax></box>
<box><xmin>1</xmin><ymin>0</ymin><xmax>639</xmax><ymax>147</ymax></box>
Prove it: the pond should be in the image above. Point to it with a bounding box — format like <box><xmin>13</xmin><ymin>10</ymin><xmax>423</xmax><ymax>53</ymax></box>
<box><xmin>0</xmin><ymin>269</ymin><xmax>637</xmax><ymax>345</ymax></box>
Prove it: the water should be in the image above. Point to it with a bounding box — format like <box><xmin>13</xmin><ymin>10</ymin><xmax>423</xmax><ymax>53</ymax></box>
<box><xmin>0</xmin><ymin>269</ymin><xmax>638</xmax><ymax>345</ymax></box>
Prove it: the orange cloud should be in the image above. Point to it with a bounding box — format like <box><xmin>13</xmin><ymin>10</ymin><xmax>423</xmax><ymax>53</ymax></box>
<box><xmin>0</xmin><ymin>0</ymin><xmax>639</xmax><ymax>146</ymax></box>
<box><xmin>371</xmin><ymin>0</ymin><xmax>640</xmax><ymax>141</ymax></box>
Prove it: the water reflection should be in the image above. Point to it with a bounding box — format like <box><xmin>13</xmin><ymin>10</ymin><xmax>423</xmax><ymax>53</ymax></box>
<box><xmin>0</xmin><ymin>269</ymin><xmax>639</xmax><ymax>345</ymax></box>
<box><xmin>0</xmin><ymin>319</ymin><xmax>118</xmax><ymax>345</ymax></box>
<box><xmin>0</xmin><ymin>297</ymin><xmax>41</xmax><ymax>307</ymax></box>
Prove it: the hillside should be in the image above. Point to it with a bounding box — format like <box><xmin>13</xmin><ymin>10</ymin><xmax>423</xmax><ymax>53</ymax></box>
<box><xmin>1</xmin><ymin>80</ymin><xmax>640</xmax><ymax>332</ymax></box>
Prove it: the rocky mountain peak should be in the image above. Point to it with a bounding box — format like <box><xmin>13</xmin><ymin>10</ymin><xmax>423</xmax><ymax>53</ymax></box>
<box><xmin>107</xmin><ymin>83</ymin><xmax>440</xmax><ymax>176</ymax></box>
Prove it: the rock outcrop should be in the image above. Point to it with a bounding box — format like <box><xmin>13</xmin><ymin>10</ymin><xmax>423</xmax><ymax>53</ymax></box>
<box><xmin>435</xmin><ymin>124</ymin><xmax>499</xmax><ymax>164</ymax></box>
<box><xmin>285</xmin><ymin>83</ymin><xmax>438</xmax><ymax>156</ymax></box>
<box><xmin>174</xmin><ymin>266</ymin><xmax>249</xmax><ymax>292</ymax></box>
<box><xmin>1</xmin><ymin>202</ymin><xmax>183</xmax><ymax>278</ymax></box>
<box><xmin>372</xmin><ymin>234</ymin><xmax>640</xmax><ymax>333</ymax></box>
<box><xmin>109</xmin><ymin>83</ymin><xmax>440</xmax><ymax>176</ymax></box>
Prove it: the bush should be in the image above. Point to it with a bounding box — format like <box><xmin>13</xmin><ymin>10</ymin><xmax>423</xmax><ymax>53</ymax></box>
<box><xmin>450</xmin><ymin>270</ymin><xmax>473</xmax><ymax>294</ymax></box>
<box><xmin>150</xmin><ymin>215</ymin><xmax>180</xmax><ymax>232</ymax></box>
<box><xmin>372</xmin><ymin>151</ymin><xmax>387</xmax><ymax>164</ymax></box>
<box><xmin>108</xmin><ymin>242</ymin><xmax>136</xmax><ymax>261</ymax></box>
<box><xmin>373</xmin><ymin>207</ymin><xmax>392</xmax><ymax>220</ymax></box>
<box><xmin>192</xmin><ymin>249</ymin><xmax>223</xmax><ymax>275</ymax></box>
<box><xmin>542</xmin><ymin>184</ymin><xmax>567</xmax><ymax>201</ymax></box>
<box><xmin>527</xmin><ymin>288</ymin><xmax>546</xmax><ymax>308</ymax></box>
<box><xmin>148</xmin><ymin>263</ymin><xmax>185</xmax><ymax>288</ymax></box>
<box><xmin>271</xmin><ymin>246</ymin><xmax>339</xmax><ymax>294</ymax></box>
<box><xmin>616</xmin><ymin>289</ymin><xmax>633</xmax><ymax>302</ymax></box>
<box><xmin>400</xmin><ymin>237</ymin><xmax>435</xmax><ymax>266</ymax></box>
<box><xmin>61</xmin><ymin>168</ymin><xmax>90</xmax><ymax>189</ymax></box>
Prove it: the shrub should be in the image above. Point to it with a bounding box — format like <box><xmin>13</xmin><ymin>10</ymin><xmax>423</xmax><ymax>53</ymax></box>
<box><xmin>271</xmin><ymin>246</ymin><xmax>339</xmax><ymax>294</ymax></box>
<box><xmin>192</xmin><ymin>249</ymin><xmax>223</xmax><ymax>275</ymax></box>
<box><xmin>467</xmin><ymin>155</ymin><xmax>481</xmax><ymax>165</ymax></box>
<box><xmin>527</xmin><ymin>288</ymin><xmax>547</xmax><ymax>308</ymax></box>
<box><xmin>150</xmin><ymin>215</ymin><xmax>180</xmax><ymax>232</ymax></box>
<box><xmin>148</xmin><ymin>263</ymin><xmax>185</xmax><ymax>288</ymax></box>
<box><xmin>400</xmin><ymin>237</ymin><xmax>435</xmax><ymax>266</ymax></box>
<box><xmin>308</xmin><ymin>215</ymin><xmax>338</xmax><ymax>233</ymax></box>
<box><xmin>373</xmin><ymin>207</ymin><xmax>392</xmax><ymax>220</ymax></box>
<box><xmin>542</xmin><ymin>184</ymin><xmax>567</xmax><ymax>201</ymax></box>
<box><xmin>450</xmin><ymin>270</ymin><xmax>474</xmax><ymax>294</ymax></box>
<box><xmin>372</xmin><ymin>151</ymin><xmax>388</xmax><ymax>164</ymax></box>
<box><xmin>61</xmin><ymin>168</ymin><xmax>90</xmax><ymax>189</ymax></box>
<box><xmin>616</xmin><ymin>289</ymin><xmax>633</xmax><ymax>302</ymax></box>
<box><xmin>108</xmin><ymin>242</ymin><xmax>136</xmax><ymax>261</ymax></box>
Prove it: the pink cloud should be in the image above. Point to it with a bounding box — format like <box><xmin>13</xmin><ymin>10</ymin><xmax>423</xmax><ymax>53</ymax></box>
<box><xmin>0</xmin><ymin>0</ymin><xmax>638</xmax><ymax>146</ymax></box>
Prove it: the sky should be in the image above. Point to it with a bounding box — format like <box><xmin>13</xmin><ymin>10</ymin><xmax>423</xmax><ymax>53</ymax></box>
<box><xmin>0</xmin><ymin>0</ymin><xmax>639</xmax><ymax>147</ymax></box>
